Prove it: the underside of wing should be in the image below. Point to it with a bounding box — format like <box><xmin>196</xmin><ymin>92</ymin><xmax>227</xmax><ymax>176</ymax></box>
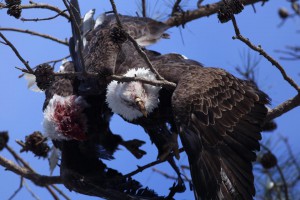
<box><xmin>172</xmin><ymin>67</ymin><xmax>269</xmax><ymax>200</ymax></box>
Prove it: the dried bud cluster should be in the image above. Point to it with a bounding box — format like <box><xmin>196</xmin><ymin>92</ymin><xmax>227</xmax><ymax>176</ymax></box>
<box><xmin>218</xmin><ymin>0</ymin><xmax>244</xmax><ymax>23</ymax></box>
<box><xmin>34</xmin><ymin>64</ymin><xmax>55</xmax><ymax>90</ymax></box>
<box><xmin>0</xmin><ymin>131</ymin><xmax>9</xmax><ymax>151</ymax></box>
<box><xmin>21</xmin><ymin>131</ymin><xmax>50</xmax><ymax>158</ymax></box>
<box><xmin>110</xmin><ymin>27</ymin><xmax>127</xmax><ymax>44</ymax></box>
<box><xmin>278</xmin><ymin>8</ymin><xmax>289</xmax><ymax>19</ymax></box>
<box><xmin>5</xmin><ymin>0</ymin><xmax>22</xmax><ymax>19</ymax></box>
<box><xmin>262</xmin><ymin>120</ymin><xmax>277</xmax><ymax>132</ymax></box>
<box><xmin>260</xmin><ymin>152</ymin><xmax>278</xmax><ymax>169</ymax></box>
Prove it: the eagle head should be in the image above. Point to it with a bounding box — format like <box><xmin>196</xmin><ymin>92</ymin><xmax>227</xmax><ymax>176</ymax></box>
<box><xmin>43</xmin><ymin>95</ymin><xmax>88</xmax><ymax>141</ymax></box>
<box><xmin>106</xmin><ymin>68</ymin><xmax>161</xmax><ymax>121</ymax></box>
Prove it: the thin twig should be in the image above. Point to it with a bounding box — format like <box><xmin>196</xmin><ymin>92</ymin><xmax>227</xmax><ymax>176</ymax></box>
<box><xmin>44</xmin><ymin>55</ymin><xmax>71</xmax><ymax>65</ymax></box>
<box><xmin>23</xmin><ymin>180</ymin><xmax>42</xmax><ymax>200</ymax></box>
<box><xmin>231</xmin><ymin>15</ymin><xmax>300</xmax><ymax>92</ymax></box>
<box><xmin>275</xmin><ymin>49</ymin><xmax>300</xmax><ymax>60</ymax></box>
<box><xmin>51</xmin><ymin>185</ymin><xmax>71</xmax><ymax>200</ymax></box>
<box><xmin>275</xmin><ymin>163</ymin><xmax>289</xmax><ymax>200</ymax></box>
<box><xmin>280</xmin><ymin>136</ymin><xmax>300</xmax><ymax>174</ymax></box>
<box><xmin>0</xmin><ymin>155</ymin><xmax>62</xmax><ymax>185</ymax></box>
<box><xmin>43</xmin><ymin>185</ymin><xmax>59</xmax><ymax>200</ymax></box>
<box><xmin>266</xmin><ymin>93</ymin><xmax>300</xmax><ymax>121</ymax></box>
<box><xmin>171</xmin><ymin>0</ymin><xmax>182</xmax><ymax>16</ymax></box>
<box><xmin>152</xmin><ymin>168</ymin><xmax>191</xmax><ymax>182</ymax></box>
<box><xmin>0</xmin><ymin>32</ymin><xmax>34</xmax><ymax>74</ymax></box>
<box><xmin>21</xmin><ymin>1</ymin><xmax>70</xmax><ymax>20</ymax></box>
<box><xmin>164</xmin><ymin>0</ymin><xmax>265</xmax><ymax>27</ymax></box>
<box><xmin>109</xmin><ymin>0</ymin><xmax>165</xmax><ymax>80</ymax></box>
<box><xmin>4</xmin><ymin>144</ymin><xmax>62</xmax><ymax>200</ymax></box>
<box><xmin>260</xmin><ymin>144</ymin><xmax>289</xmax><ymax>200</ymax></box>
<box><xmin>21</xmin><ymin>9</ymin><xmax>68</xmax><ymax>22</ymax></box>
<box><xmin>6</xmin><ymin>145</ymin><xmax>32</xmax><ymax>170</ymax></box>
<box><xmin>0</xmin><ymin>28</ymin><xmax>68</xmax><ymax>46</ymax></box>
<box><xmin>110</xmin><ymin>74</ymin><xmax>176</xmax><ymax>90</ymax></box>
<box><xmin>141</xmin><ymin>0</ymin><xmax>147</xmax><ymax>17</ymax></box>
<box><xmin>8</xmin><ymin>178</ymin><xmax>23</xmax><ymax>200</ymax></box>
<box><xmin>125</xmin><ymin>148</ymin><xmax>184</xmax><ymax>178</ymax></box>
<box><xmin>18</xmin><ymin>55</ymin><xmax>71</xmax><ymax>78</ymax></box>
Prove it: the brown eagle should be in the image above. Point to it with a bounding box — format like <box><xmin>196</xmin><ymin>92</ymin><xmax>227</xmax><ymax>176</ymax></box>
<box><xmin>78</xmin><ymin>5</ymin><xmax>269</xmax><ymax>198</ymax></box>
<box><xmin>106</xmin><ymin>44</ymin><xmax>269</xmax><ymax>200</ymax></box>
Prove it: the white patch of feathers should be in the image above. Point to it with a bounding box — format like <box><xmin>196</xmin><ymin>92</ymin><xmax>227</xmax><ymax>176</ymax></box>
<box><xmin>106</xmin><ymin>68</ymin><xmax>161</xmax><ymax>121</ymax></box>
<box><xmin>24</xmin><ymin>73</ymin><xmax>42</xmax><ymax>92</ymax></box>
<box><xmin>94</xmin><ymin>13</ymin><xmax>106</xmax><ymax>29</ymax></box>
<box><xmin>58</xmin><ymin>59</ymin><xmax>69</xmax><ymax>72</ymax></box>
<box><xmin>43</xmin><ymin>94</ymin><xmax>88</xmax><ymax>141</ymax></box>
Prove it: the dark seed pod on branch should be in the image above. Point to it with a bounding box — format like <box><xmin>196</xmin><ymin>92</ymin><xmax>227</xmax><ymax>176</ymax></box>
<box><xmin>5</xmin><ymin>0</ymin><xmax>22</xmax><ymax>19</ymax></box>
<box><xmin>21</xmin><ymin>131</ymin><xmax>50</xmax><ymax>158</ymax></box>
<box><xmin>110</xmin><ymin>27</ymin><xmax>127</xmax><ymax>44</ymax></box>
<box><xmin>218</xmin><ymin>0</ymin><xmax>244</xmax><ymax>23</ymax></box>
<box><xmin>260</xmin><ymin>152</ymin><xmax>278</xmax><ymax>169</ymax></box>
<box><xmin>262</xmin><ymin>120</ymin><xmax>277</xmax><ymax>132</ymax></box>
<box><xmin>278</xmin><ymin>8</ymin><xmax>289</xmax><ymax>19</ymax></box>
<box><xmin>34</xmin><ymin>64</ymin><xmax>55</xmax><ymax>90</ymax></box>
<box><xmin>5</xmin><ymin>0</ymin><xmax>21</xmax><ymax>5</ymax></box>
<box><xmin>218</xmin><ymin>4</ymin><xmax>233</xmax><ymax>23</ymax></box>
<box><xmin>231</xmin><ymin>0</ymin><xmax>244</xmax><ymax>14</ymax></box>
<box><xmin>0</xmin><ymin>131</ymin><xmax>9</xmax><ymax>151</ymax></box>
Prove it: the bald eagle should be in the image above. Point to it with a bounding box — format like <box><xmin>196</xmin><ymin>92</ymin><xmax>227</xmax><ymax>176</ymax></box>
<box><xmin>106</xmin><ymin>50</ymin><xmax>269</xmax><ymax>200</ymax></box>
<box><xmin>80</xmin><ymin>10</ymin><xmax>269</xmax><ymax>199</ymax></box>
<box><xmin>34</xmin><ymin>61</ymin><xmax>161</xmax><ymax>199</ymax></box>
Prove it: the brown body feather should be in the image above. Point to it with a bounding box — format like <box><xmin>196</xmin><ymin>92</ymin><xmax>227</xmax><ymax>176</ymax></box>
<box><xmin>84</xmin><ymin>18</ymin><xmax>269</xmax><ymax>199</ymax></box>
<box><xmin>171</xmin><ymin>67</ymin><xmax>269</xmax><ymax>200</ymax></box>
<box><xmin>114</xmin><ymin>43</ymin><xmax>269</xmax><ymax>199</ymax></box>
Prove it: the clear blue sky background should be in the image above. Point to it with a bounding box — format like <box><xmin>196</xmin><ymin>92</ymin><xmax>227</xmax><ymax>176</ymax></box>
<box><xmin>0</xmin><ymin>0</ymin><xmax>299</xmax><ymax>199</ymax></box>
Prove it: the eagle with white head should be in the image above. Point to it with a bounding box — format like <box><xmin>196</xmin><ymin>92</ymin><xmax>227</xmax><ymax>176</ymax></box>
<box><xmin>106</xmin><ymin>68</ymin><xmax>161</xmax><ymax>121</ymax></box>
<box><xmin>106</xmin><ymin>55</ymin><xmax>270</xmax><ymax>200</ymax></box>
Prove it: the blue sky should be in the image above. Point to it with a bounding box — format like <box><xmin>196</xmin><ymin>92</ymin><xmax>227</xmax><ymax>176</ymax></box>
<box><xmin>0</xmin><ymin>0</ymin><xmax>299</xmax><ymax>199</ymax></box>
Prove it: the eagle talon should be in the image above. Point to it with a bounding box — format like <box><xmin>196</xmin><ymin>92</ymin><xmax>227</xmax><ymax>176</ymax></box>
<box><xmin>157</xmin><ymin>137</ymin><xmax>180</xmax><ymax>161</ymax></box>
<box><xmin>121</xmin><ymin>139</ymin><xmax>146</xmax><ymax>159</ymax></box>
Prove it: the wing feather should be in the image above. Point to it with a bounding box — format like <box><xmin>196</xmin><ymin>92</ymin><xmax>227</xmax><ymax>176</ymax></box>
<box><xmin>172</xmin><ymin>67</ymin><xmax>269</xmax><ymax>200</ymax></box>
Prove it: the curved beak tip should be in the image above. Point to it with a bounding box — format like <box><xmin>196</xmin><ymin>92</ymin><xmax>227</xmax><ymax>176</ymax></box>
<box><xmin>135</xmin><ymin>98</ymin><xmax>148</xmax><ymax>118</ymax></box>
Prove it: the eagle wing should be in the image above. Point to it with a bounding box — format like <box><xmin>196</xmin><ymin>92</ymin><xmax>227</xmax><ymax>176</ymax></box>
<box><xmin>171</xmin><ymin>67</ymin><xmax>269</xmax><ymax>200</ymax></box>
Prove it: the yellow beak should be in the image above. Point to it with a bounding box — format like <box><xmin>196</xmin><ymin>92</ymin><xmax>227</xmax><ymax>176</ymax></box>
<box><xmin>135</xmin><ymin>97</ymin><xmax>148</xmax><ymax>117</ymax></box>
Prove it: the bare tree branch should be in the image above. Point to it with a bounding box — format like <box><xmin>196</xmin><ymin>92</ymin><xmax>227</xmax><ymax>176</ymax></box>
<box><xmin>21</xmin><ymin>9</ymin><xmax>68</xmax><ymax>22</ymax></box>
<box><xmin>152</xmin><ymin>168</ymin><xmax>191</xmax><ymax>182</ymax></box>
<box><xmin>0</xmin><ymin>32</ymin><xmax>34</xmax><ymax>74</ymax></box>
<box><xmin>0</xmin><ymin>155</ymin><xmax>62</xmax><ymax>186</ymax></box>
<box><xmin>44</xmin><ymin>55</ymin><xmax>71</xmax><ymax>65</ymax></box>
<box><xmin>21</xmin><ymin>1</ymin><xmax>70</xmax><ymax>20</ymax></box>
<box><xmin>266</xmin><ymin>93</ymin><xmax>300</xmax><ymax>121</ymax></box>
<box><xmin>110</xmin><ymin>74</ymin><xmax>176</xmax><ymax>90</ymax></box>
<box><xmin>231</xmin><ymin>16</ymin><xmax>300</xmax><ymax>92</ymax></box>
<box><xmin>125</xmin><ymin>148</ymin><xmax>184</xmax><ymax>178</ymax></box>
<box><xmin>164</xmin><ymin>0</ymin><xmax>266</xmax><ymax>27</ymax></box>
<box><xmin>51</xmin><ymin>185</ymin><xmax>71</xmax><ymax>200</ymax></box>
<box><xmin>4</xmin><ymin>144</ymin><xmax>63</xmax><ymax>200</ymax></box>
<box><xmin>141</xmin><ymin>0</ymin><xmax>146</xmax><ymax>17</ymax></box>
<box><xmin>171</xmin><ymin>0</ymin><xmax>182</xmax><ymax>16</ymax></box>
<box><xmin>0</xmin><ymin>28</ymin><xmax>68</xmax><ymax>46</ymax></box>
<box><xmin>23</xmin><ymin>180</ymin><xmax>42</xmax><ymax>200</ymax></box>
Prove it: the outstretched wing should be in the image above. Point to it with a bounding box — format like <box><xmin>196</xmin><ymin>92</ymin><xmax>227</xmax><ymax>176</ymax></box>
<box><xmin>171</xmin><ymin>67</ymin><xmax>269</xmax><ymax>200</ymax></box>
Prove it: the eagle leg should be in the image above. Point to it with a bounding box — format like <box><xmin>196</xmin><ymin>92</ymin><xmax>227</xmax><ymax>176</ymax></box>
<box><xmin>158</xmin><ymin>132</ymin><xmax>180</xmax><ymax>161</ymax></box>
<box><xmin>167</xmin><ymin>157</ymin><xmax>186</xmax><ymax>194</ymax></box>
